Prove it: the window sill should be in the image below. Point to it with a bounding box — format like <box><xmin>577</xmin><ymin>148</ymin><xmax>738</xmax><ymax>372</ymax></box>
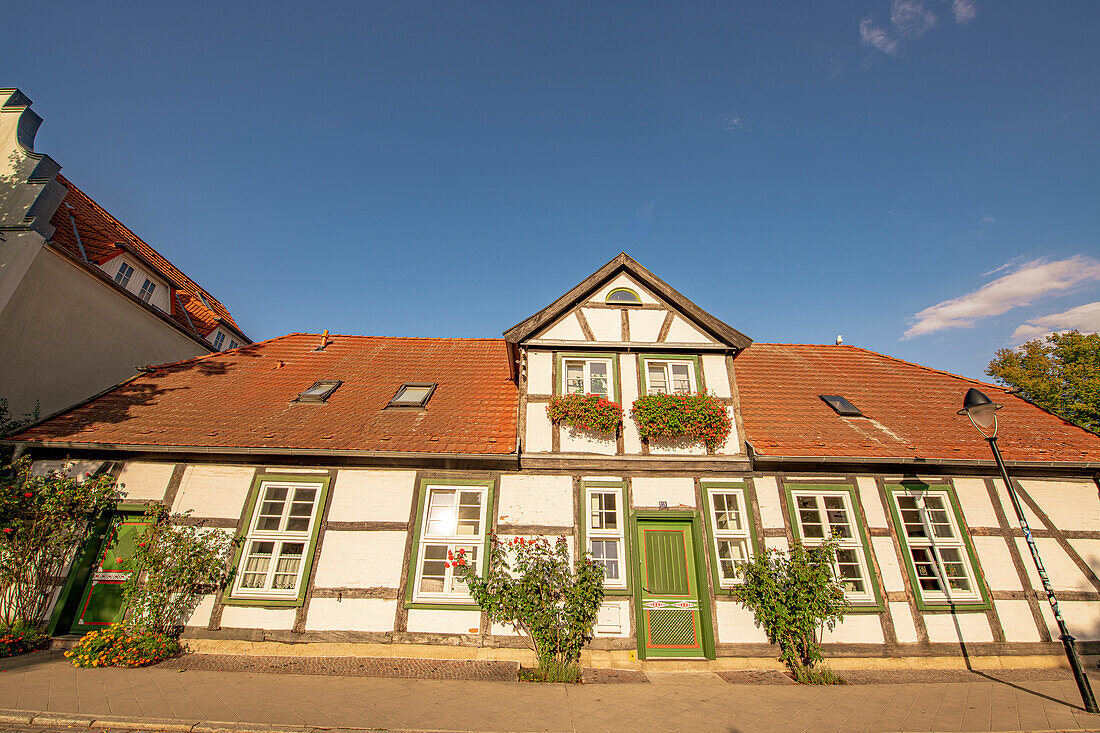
<box><xmin>222</xmin><ymin>595</ymin><xmax>304</xmax><ymax>608</ymax></box>
<box><xmin>405</xmin><ymin>601</ymin><xmax>482</xmax><ymax>611</ymax></box>
<box><xmin>914</xmin><ymin>600</ymin><xmax>990</xmax><ymax>613</ymax></box>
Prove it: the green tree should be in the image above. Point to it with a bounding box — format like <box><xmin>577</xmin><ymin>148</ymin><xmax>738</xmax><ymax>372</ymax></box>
<box><xmin>734</xmin><ymin>537</ymin><xmax>848</xmax><ymax>684</ymax></box>
<box><xmin>986</xmin><ymin>330</ymin><xmax>1100</xmax><ymax>434</ymax></box>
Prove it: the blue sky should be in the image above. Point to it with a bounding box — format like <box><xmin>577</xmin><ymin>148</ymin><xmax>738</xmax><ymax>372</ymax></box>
<box><xmin>5</xmin><ymin>1</ymin><xmax>1099</xmax><ymax>380</ymax></box>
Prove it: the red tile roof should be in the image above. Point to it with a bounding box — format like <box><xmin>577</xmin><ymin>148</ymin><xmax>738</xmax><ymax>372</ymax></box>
<box><xmin>48</xmin><ymin>174</ymin><xmax>243</xmax><ymax>340</ymax></box>
<box><xmin>10</xmin><ymin>334</ymin><xmax>518</xmax><ymax>455</ymax></box>
<box><xmin>735</xmin><ymin>344</ymin><xmax>1100</xmax><ymax>463</ymax></box>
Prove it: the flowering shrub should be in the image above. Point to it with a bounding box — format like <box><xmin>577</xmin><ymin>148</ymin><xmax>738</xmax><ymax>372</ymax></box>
<box><xmin>65</xmin><ymin>624</ymin><xmax>181</xmax><ymax>668</ymax></box>
<box><xmin>0</xmin><ymin>622</ymin><xmax>47</xmax><ymax>657</ymax></box>
<box><xmin>546</xmin><ymin>393</ymin><xmax>623</xmax><ymax>433</ymax></box>
<box><xmin>452</xmin><ymin>536</ymin><xmax>604</xmax><ymax>681</ymax></box>
<box><xmin>122</xmin><ymin>507</ymin><xmax>241</xmax><ymax>635</ymax></box>
<box><xmin>0</xmin><ymin>458</ymin><xmax>120</xmax><ymax>626</ymax></box>
<box><xmin>630</xmin><ymin>392</ymin><xmax>732</xmax><ymax>450</ymax></box>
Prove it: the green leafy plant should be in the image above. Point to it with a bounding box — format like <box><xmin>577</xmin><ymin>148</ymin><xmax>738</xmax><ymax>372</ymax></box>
<box><xmin>0</xmin><ymin>621</ymin><xmax>48</xmax><ymax>657</ymax></box>
<box><xmin>630</xmin><ymin>392</ymin><xmax>732</xmax><ymax>450</ymax></box>
<box><xmin>547</xmin><ymin>394</ymin><xmax>624</xmax><ymax>433</ymax></box>
<box><xmin>0</xmin><ymin>458</ymin><xmax>120</xmax><ymax>627</ymax></box>
<box><xmin>452</xmin><ymin>536</ymin><xmax>604</xmax><ymax>682</ymax></box>
<box><xmin>0</xmin><ymin>398</ymin><xmax>39</xmax><ymax>464</ymax></box>
<box><xmin>122</xmin><ymin>506</ymin><xmax>241</xmax><ymax>636</ymax></box>
<box><xmin>987</xmin><ymin>330</ymin><xmax>1100</xmax><ymax>434</ymax></box>
<box><xmin>65</xmin><ymin>623</ymin><xmax>181</xmax><ymax>668</ymax></box>
<box><xmin>733</xmin><ymin>537</ymin><xmax>848</xmax><ymax>684</ymax></box>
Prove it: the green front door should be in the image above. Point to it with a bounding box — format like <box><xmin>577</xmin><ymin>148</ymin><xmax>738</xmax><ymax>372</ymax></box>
<box><xmin>65</xmin><ymin>514</ymin><xmax>151</xmax><ymax>633</ymax></box>
<box><xmin>636</xmin><ymin>518</ymin><xmax>707</xmax><ymax>658</ymax></box>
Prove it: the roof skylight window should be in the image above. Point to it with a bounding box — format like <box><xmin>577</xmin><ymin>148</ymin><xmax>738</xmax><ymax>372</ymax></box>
<box><xmin>297</xmin><ymin>380</ymin><xmax>342</xmax><ymax>403</ymax></box>
<box><xmin>820</xmin><ymin>395</ymin><xmax>863</xmax><ymax>417</ymax></box>
<box><xmin>606</xmin><ymin>287</ymin><xmax>641</xmax><ymax>304</ymax></box>
<box><xmin>388</xmin><ymin>382</ymin><xmax>436</xmax><ymax>408</ymax></box>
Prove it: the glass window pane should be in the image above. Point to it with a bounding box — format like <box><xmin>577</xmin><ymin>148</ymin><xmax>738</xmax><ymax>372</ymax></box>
<box><xmin>565</xmin><ymin>362</ymin><xmax>585</xmax><ymax>394</ymax></box>
<box><xmin>449</xmin><ymin>546</ymin><xmax>477</xmax><ymax>592</ymax></box>
<box><xmin>647</xmin><ymin>364</ymin><xmax>668</xmax><ymax>394</ymax></box>
<box><xmin>671</xmin><ymin>364</ymin><xmax>692</xmax><ymax>393</ymax></box>
<box><xmin>394</xmin><ymin>385</ymin><xmax>431</xmax><ymax>404</ymax></box>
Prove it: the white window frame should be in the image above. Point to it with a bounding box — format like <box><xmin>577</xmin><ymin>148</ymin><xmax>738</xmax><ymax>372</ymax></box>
<box><xmin>706</xmin><ymin>486</ymin><xmax>753</xmax><ymax>588</ymax></box>
<box><xmin>114</xmin><ymin>260</ymin><xmax>135</xmax><ymax>287</ymax></box>
<box><xmin>789</xmin><ymin>489</ymin><xmax>875</xmax><ymax>604</ymax></box>
<box><xmin>642</xmin><ymin>358</ymin><xmax>698</xmax><ymax>395</ymax></box>
<box><xmin>585</xmin><ymin>484</ymin><xmax>626</xmax><ymax>589</ymax></box>
<box><xmin>890</xmin><ymin>488</ymin><xmax>981</xmax><ymax>605</ymax></box>
<box><xmin>412</xmin><ymin>484</ymin><xmax>490</xmax><ymax>603</ymax></box>
<box><xmin>138</xmin><ymin>278</ymin><xmax>157</xmax><ymax>303</ymax></box>
<box><xmin>231</xmin><ymin>480</ymin><xmax>324</xmax><ymax>600</ymax></box>
<box><xmin>212</xmin><ymin>331</ymin><xmax>226</xmax><ymax>350</ymax></box>
<box><xmin>562</xmin><ymin>357</ymin><xmax>613</xmax><ymax>398</ymax></box>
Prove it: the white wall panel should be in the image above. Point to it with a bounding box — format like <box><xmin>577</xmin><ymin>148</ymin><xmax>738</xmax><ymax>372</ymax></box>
<box><xmin>329</xmin><ymin>470</ymin><xmax>416</xmax><ymax>523</ymax></box>
<box><xmin>627</xmin><ymin>309</ymin><xmax>666</xmax><ymax>342</ymax></box>
<box><xmin>1016</xmin><ymin>537</ymin><xmax>1094</xmax><ymax>592</ymax></box>
<box><xmin>313</xmin><ymin>531</ymin><xmax>405</xmax><ymax>588</ymax></box>
<box><xmin>715</xmin><ymin>600</ymin><xmax>768</xmax><ymax>643</ymax></box>
<box><xmin>593</xmin><ymin>600</ymin><xmax>630</xmax><ymax>637</ymax></box>
<box><xmin>182</xmin><ymin>594</ymin><xmax>215</xmax><ymax>627</ymax></box>
<box><xmin>889</xmin><ymin>602</ymin><xmax>919</xmax><ymax>643</ymax></box>
<box><xmin>994</xmin><ymin>600</ymin><xmax>1041</xmax><ymax>642</ymax></box>
<box><xmin>871</xmin><ymin>536</ymin><xmax>905</xmax><ymax>592</ymax></box>
<box><xmin>953</xmin><ymin>478</ymin><xmax>999</xmax><ymax>528</ymax></box>
<box><xmin>1019</xmin><ymin>480</ymin><xmax>1100</xmax><ymax>532</ymax></box>
<box><xmin>700</xmin><ymin>355</ymin><xmax>731</xmax><ymax>398</ymax></box>
<box><xmin>971</xmin><ymin>536</ymin><xmax>1023</xmax><ymax>591</ymax></box>
<box><xmin>592</xmin><ymin>274</ymin><xmax>660</xmax><ymax>304</ymax></box>
<box><xmin>715</xmin><ymin>406</ymin><xmax>741</xmax><ymax>455</ymax></box>
<box><xmin>541</xmin><ymin>314</ymin><xmax>586</xmax><ymax>341</ymax></box>
<box><xmin>923</xmin><ymin>612</ymin><xmax>993</xmax><ymax>643</ymax></box>
<box><xmin>822</xmin><ymin>613</ymin><xmax>884</xmax><ymax>644</ymax></box>
<box><xmin>498</xmin><ymin>474</ymin><xmax>574</xmax><ymax>526</ymax></box>
<box><xmin>753</xmin><ymin>476</ymin><xmax>786</xmax><ymax>528</ymax></box>
<box><xmin>856</xmin><ymin>477</ymin><xmax>888</xmax><ymax>528</ymax></box>
<box><xmin>631</xmin><ymin>477</ymin><xmax>696</xmax><ymax>508</ymax></box>
<box><xmin>581</xmin><ymin>307</ymin><xmax>622</xmax><ymax>341</ymax></box>
<box><xmin>406</xmin><ymin>609</ymin><xmax>482</xmax><ymax>635</ymax></box>
<box><xmin>525</xmin><ymin>403</ymin><xmax>552</xmax><ymax>452</ymax></box>
<box><xmin>219</xmin><ymin>606</ymin><xmax>296</xmax><ymax>630</ymax></box>
<box><xmin>117</xmin><ymin>461</ymin><xmax>176</xmax><ymax>501</ymax></box>
<box><xmin>560</xmin><ymin>425</ymin><xmax>617</xmax><ymax>455</ymax></box>
<box><xmin>173</xmin><ymin>465</ymin><xmax>255</xmax><ymax>519</ymax></box>
<box><xmin>527</xmin><ymin>351</ymin><xmax>553</xmax><ymax>394</ymax></box>
<box><xmin>305</xmin><ymin>598</ymin><xmax>396</xmax><ymax>632</ymax></box>
<box><xmin>665</xmin><ymin>315</ymin><xmax>711</xmax><ymax>343</ymax></box>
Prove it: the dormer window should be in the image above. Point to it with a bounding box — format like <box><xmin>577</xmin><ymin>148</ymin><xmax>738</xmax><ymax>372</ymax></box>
<box><xmin>229</xmin><ymin>340</ymin><xmax>239</xmax><ymax>350</ymax></box>
<box><xmin>820</xmin><ymin>395</ymin><xmax>863</xmax><ymax>417</ymax></box>
<box><xmin>115</xmin><ymin>262</ymin><xmax>134</xmax><ymax>287</ymax></box>
<box><xmin>606</xmin><ymin>287</ymin><xmax>641</xmax><ymax>305</ymax></box>
<box><xmin>212</xmin><ymin>331</ymin><xmax>225</xmax><ymax>350</ymax></box>
<box><xmin>138</xmin><ymin>279</ymin><xmax>156</xmax><ymax>303</ymax></box>
<box><xmin>388</xmin><ymin>383</ymin><xmax>436</xmax><ymax>408</ymax></box>
<box><xmin>297</xmin><ymin>380</ymin><xmax>341</xmax><ymax>403</ymax></box>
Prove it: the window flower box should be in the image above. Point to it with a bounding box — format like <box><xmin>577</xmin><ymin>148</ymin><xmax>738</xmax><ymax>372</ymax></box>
<box><xmin>630</xmin><ymin>392</ymin><xmax>732</xmax><ymax>451</ymax></box>
<box><xmin>546</xmin><ymin>394</ymin><xmax>624</xmax><ymax>434</ymax></box>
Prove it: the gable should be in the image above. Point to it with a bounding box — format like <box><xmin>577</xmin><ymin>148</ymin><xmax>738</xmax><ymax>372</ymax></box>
<box><xmin>504</xmin><ymin>253</ymin><xmax>750</xmax><ymax>350</ymax></box>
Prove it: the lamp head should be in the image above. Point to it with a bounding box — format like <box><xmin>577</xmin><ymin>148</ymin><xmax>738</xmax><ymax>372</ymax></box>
<box><xmin>959</xmin><ymin>388</ymin><xmax>1002</xmax><ymax>438</ymax></box>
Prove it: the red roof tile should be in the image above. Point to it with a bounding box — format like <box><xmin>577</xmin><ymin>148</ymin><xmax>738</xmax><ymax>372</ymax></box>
<box><xmin>48</xmin><ymin>175</ymin><xmax>243</xmax><ymax>339</ymax></box>
<box><xmin>11</xmin><ymin>334</ymin><xmax>518</xmax><ymax>455</ymax></box>
<box><xmin>735</xmin><ymin>344</ymin><xmax>1100</xmax><ymax>463</ymax></box>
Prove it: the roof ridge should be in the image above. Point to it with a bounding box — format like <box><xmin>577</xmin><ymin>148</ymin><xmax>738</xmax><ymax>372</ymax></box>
<box><xmin>302</xmin><ymin>334</ymin><xmax>507</xmax><ymax>342</ymax></box>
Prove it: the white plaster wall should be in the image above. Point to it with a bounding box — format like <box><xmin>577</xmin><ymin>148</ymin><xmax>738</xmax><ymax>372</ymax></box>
<box><xmin>700</xmin><ymin>355</ymin><xmax>731</xmax><ymax>398</ymax></box>
<box><xmin>994</xmin><ymin>479</ymin><xmax>1042</xmax><ymax>528</ymax></box>
<box><xmin>115</xmin><ymin>462</ymin><xmax>175</xmax><ymax>501</ymax></box>
<box><xmin>923</xmin><ymin>612</ymin><xmax>993</xmax><ymax>643</ymax></box>
<box><xmin>870</xmin><ymin>536</ymin><xmax>905</xmax><ymax>592</ymax></box>
<box><xmin>715</xmin><ymin>600</ymin><xmax>768</xmax><ymax>643</ymax></box>
<box><xmin>182</xmin><ymin>595</ymin><xmax>216</xmax><ymax>627</ymax></box>
<box><xmin>313</xmin><ymin>531</ymin><xmax>405</xmax><ymax>588</ymax></box>
<box><xmin>822</xmin><ymin>613</ymin><xmax>885</xmax><ymax>644</ymax></box>
<box><xmin>173</xmin><ymin>465</ymin><xmax>255</xmax><ymax>518</ymax></box>
<box><xmin>856</xmin><ymin>477</ymin><xmax>888</xmax><ymax>528</ymax></box>
<box><xmin>764</xmin><ymin>537</ymin><xmax>789</xmax><ymax>552</ymax></box>
<box><xmin>889</xmin><ymin>602</ymin><xmax>919</xmax><ymax>643</ymax></box>
<box><xmin>527</xmin><ymin>351</ymin><xmax>552</xmax><ymax>394</ymax></box>
<box><xmin>498</xmin><ymin>475</ymin><xmax>573</xmax><ymax>526</ymax></box>
<box><xmin>715</xmin><ymin>406</ymin><xmax>741</xmax><ymax>455</ymax></box>
<box><xmin>631</xmin><ymin>478</ymin><xmax>695</xmax><ymax>508</ymax></box>
<box><xmin>219</xmin><ymin>606</ymin><xmax>296</xmax><ymax>630</ymax></box>
<box><xmin>953</xmin><ymin>478</ymin><xmax>999</xmax><ymax>527</ymax></box>
<box><xmin>581</xmin><ymin>308</ymin><xmax>621</xmax><ymax>341</ymax></box>
<box><xmin>648</xmin><ymin>438</ymin><xmax>707</xmax><ymax>456</ymax></box>
<box><xmin>1069</xmin><ymin>539</ymin><xmax>1100</xmax><ymax>584</ymax></box>
<box><xmin>406</xmin><ymin>609</ymin><xmax>482</xmax><ymax>635</ymax></box>
<box><xmin>559</xmin><ymin>425</ymin><xmax>617</xmax><ymax>455</ymax></box>
<box><xmin>1058</xmin><ymin>600</ymin><xmax>1100</xmax><ymax>641</ymax></box>
<box><xmin>305</xmin><ymin>598</ymin><xmax>396</xmax><ymax>632</ymax></box>
<box><xmin>540</xmin><ymin>313</ymin><xmax>587</xmax><ymax>341</ymax></box>
<box><xmin>971</xmin><ymin>537</ymin><xmax>1023</xmax><ymax>591</ymax></box>
<box><xmin>753</xmin><ymin>476</ymin><xmax>786</xmax><ymax>529</ymax></box>
<box><xmin>329</xmin><ymin>470</ymin><xmax>416</xmax><ymax>523</ymax></box>
<box><xmin>994</xmin><ymin>599</ymin><xmax>1042</xmax><ymax>642</ymax></box>
<box><xmin>526</xmin><ymin>403</ymin><xmax>552</xmax><ymax>452</ymax></box>
<box><xmin>490</xmin><ymin>621</ymin><xmax>524</xmax><ymax>637</ymax></box>
<box><xmin>664</xmin><ymin>315</ymin><xmax>712</xmax><ymax>343</ymax></box>
<box><xmin>1016</xmin><ymin>537</ymin><xmax>1094</xmax><ymax>592</ymax></box>
<box><xmin>593</xmin><ymin>600</ymin><xmax>630</xmax><ymax>637</ymax></box>
<box><xmin>619</xmin><ymin>356</ymin><xmax>643</xmax><ymax>453</ymax></box>
<box><xmin>1019</xmin><ymin>480</ymin><xmax>1100</xmax><ymax>532</ymax></box>
<box><xmin>592</xmin><ymin>274</ymin><xmax>660</xmax><ymax>305</ymax></box>
<box><xmin>627</xmin><ymin>309</ymin><xmax>665</xmax><ymax>342</ymax></box>
<box><xmin>31</xmin><ymin>460</ymin><xmax>104</xmax><ymax>481</ymax></box>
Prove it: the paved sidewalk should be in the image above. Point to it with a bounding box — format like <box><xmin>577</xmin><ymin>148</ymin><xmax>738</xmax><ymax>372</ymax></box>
<box><xmin>2</xmin><ymin>652</ymin><xmax>1100</xmax><ymax>732</ymax></box>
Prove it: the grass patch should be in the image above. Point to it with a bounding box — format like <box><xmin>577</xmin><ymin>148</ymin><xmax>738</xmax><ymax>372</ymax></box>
<box><xmin>791</xmin><ymin>664</ymin><xmax>846</xmax><ymax>685</ymax></box>
<box><xmin>518</xmin><ymin>661</ymin><xmax>582</xmax><ymax>683</ymax></box>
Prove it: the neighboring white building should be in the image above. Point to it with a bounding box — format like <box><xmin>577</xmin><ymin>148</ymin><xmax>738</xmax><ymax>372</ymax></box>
<box><xmin>7</xmin><ymin>253</ymin><xmax>1100</xmax><ymax>672</ymax></box>
<box><xmin>0</xmin><ymin>88</ymin><xmax>249</xmax><ymax>420</ymax></box>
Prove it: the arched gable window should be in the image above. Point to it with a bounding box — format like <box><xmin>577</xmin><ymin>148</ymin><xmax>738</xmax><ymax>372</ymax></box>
<box><xmin>606</xmin><ymin>287</ymin><xmax>641</xmax><ymax>304</ymax></box>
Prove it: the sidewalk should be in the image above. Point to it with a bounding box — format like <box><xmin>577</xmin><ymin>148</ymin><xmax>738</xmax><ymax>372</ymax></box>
<box><xmin>2</xmin><ymin>651</ymin><xmax>1100</xmax><ymax>733</ymax></box>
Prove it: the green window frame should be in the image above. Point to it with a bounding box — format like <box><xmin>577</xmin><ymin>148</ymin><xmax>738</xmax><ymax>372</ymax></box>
<box><xmin>223</xmin><ymin>473</ymin><xmax>332</xmax><ymax>608</ymax></box>
<box><xmin>783</xmin><ymin>483</ymin><xmax>883</xmax><ymax>612</ymax></box>
<box><xmin>579</xmin><ymin>480</ymin><xmax>631</xmax><ymax>595</ymax></box>
<box><xmin>637</xmin><ymin>354</ymin><xmax>703</xmax><ymax>395</ymax></box>
<box><xmin>404</xmin><ymin>478</ymin><xmax>496</xmax><ymax>611</ymax></box>
<box><xmin>556</xmin><ymin>352</ymin><xmax>620</xmax><ymax>402</ymax></box>
<box><xmin>700</xmin><ymin>482</ymin><xmax>760</xmax><ymax>594</ymax></box>
<box><xmin>885</xmin><ymin>482</ymin><xmax>990</xmax><ymax>612</ymax></box>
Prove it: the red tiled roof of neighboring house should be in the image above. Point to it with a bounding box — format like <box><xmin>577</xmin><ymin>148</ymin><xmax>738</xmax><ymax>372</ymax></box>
<box><xmin>10</xmin><ymin>334</ymin><xmax>518</xmax><ymax>455</ymax></box>
<box><xmin>735</xmin><ymin>344</ymin><xmax>1100</xmax><ymax>463</ymax></box>
<box><xmin>47</xmin><ymin>174</ymin><xmax>242</xmax><ymax>339</ymax></box>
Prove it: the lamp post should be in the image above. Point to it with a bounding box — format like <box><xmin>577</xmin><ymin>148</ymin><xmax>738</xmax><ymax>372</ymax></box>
<box><xmin>959</xmin><ymin>388</ymin><xmax>1098</xmax><ymax>713</ymax></box>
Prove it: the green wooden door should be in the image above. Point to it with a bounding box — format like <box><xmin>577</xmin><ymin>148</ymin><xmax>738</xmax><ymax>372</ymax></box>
<box><xmin>636</xmin><ymin>519</ymin><xmax>706</xmax><ymax>658</ymax></box>
<box><xmin>67</xmin><ymin>515</ymin><xmax>151</xmax><ymax>633</ymax></box>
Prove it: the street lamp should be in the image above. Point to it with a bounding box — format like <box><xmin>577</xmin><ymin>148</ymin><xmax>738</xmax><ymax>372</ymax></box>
<box><xmin>959</xmin><ymin>388</ymin><xmax>1098</xmax><ymax>713</ymax></box>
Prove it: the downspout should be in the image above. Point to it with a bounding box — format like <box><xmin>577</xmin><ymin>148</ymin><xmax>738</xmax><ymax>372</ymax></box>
<box><xmin>66</xmin><ymin>208</ymin><xmax>90</xmax><ymax>263</ymax></box>
<box><xmin>174</xmin><ymin>291</ymin><xmax>198</xmax><ymax>334</ymax></box>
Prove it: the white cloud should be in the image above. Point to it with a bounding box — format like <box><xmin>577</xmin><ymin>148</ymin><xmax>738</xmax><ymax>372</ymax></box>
<box><xmin>891</xmin><ymin>0</ymin><xmax>937</xmax><ymax>39</ymax></box>
<box><xmin>1011</xmin><ymin>301</ymin><xmax>1100</xmax><ymax>343</ymax></box>
<box><xmin>951</xmin><ymin>0</ymin><xmax>977</xmax><ymax>23</ymax></box>
<box><xmin>722</xmin><ymin>114</ymin><xmax>750</xmax><ymax>132</ymax></box>
<box><xmin>903</xmin><ymin>256</ymin><xmax>1100</xmax><ymax>338</ymax></box>
<box><xmin>980</xmin><ymin>216</ymin><xmax>994</xmax><ymax>224</ymax></box>
<box><xmin>860</xmin><ymin>18</ymin><xmax>899</xmax><ymax>55</ymax></box>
